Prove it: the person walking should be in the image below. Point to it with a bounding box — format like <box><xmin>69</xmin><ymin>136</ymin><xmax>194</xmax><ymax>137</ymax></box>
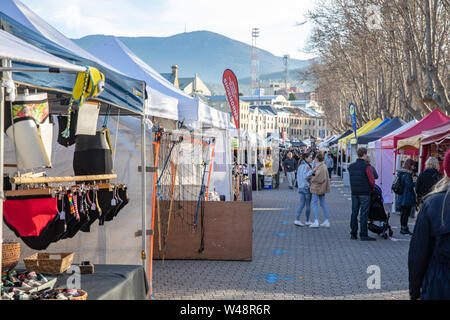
<box><xmin>348</xmin><ymin>147</ymin><xmax>376</xmax><ymax>241</ymax></box>
<box><xmin>325</xmin><ymin>151</ymin><xmax>334</xmax><ymax>179</ymax></box>
<box><xmin>396</xmin><ymin>158</ymin><xmax>417</xmax><ymax>235</ymax></box>
<box><xmin>415</xmin><ymin>157</ymin><xmax>442</xmax><ymax>207</ymax></box>
<box><xmin>366</xmin><ymin>156</ymin><xmax>379</xmax><ymax>180</ymax></box>
<box><xmin>284</xmin><ymin>152</ymin><xmax>297</xmax><ymax>190</ymax></box>
<box><xmin>294</xmin><ymin>152</ymin><xmax>314</xmax><ymax>226</ymax></box>
<box><xmin>309</xmin><ymin>152</ymin><xmax>331</xmax><ymax>228</ymax></box>
<box><xmin>332</xmin><ymin>152</ymin><xmax>338</xmax><ymax>175</ymax></box>
<box><xmin>408</xmin><ymin>149</ymin><xmax>450</xmax><ymax>300</ymax></box>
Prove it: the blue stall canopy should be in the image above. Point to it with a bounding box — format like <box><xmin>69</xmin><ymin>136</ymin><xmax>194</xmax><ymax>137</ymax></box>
<box><xmin>0</xmin><ymin>29</ymin><xmax>85</xmax><ymax>73</ymax></box>
<box><xmin>374</xmin><ymin>118</ymin><xmax>391</xmax><ymax>129</ymax></box>
<box><xmin>355</xmin><ymin>117</ymin><xmax>406</xmax><ymax>145</ymax></box>
<box><xmin>328</xmin><ymin>130</ymin><xmax>352</xmax><ymax>146</ymax></box>
<box><xmin>0</xmin><ymin>9</ymin><xmax>145</xmax><ymax>115</ymax></box>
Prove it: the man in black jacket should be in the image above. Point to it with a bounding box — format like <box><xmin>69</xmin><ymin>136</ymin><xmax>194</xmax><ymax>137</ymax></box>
<box><xmin>284</xmin><ymin>152</ymin><xmax>297</xmax><ymax>189</ymax></box>
<box><xmin>348</xmin><ymin>147</ymin><xmax>376</xmax><ymax>241</ymax></box>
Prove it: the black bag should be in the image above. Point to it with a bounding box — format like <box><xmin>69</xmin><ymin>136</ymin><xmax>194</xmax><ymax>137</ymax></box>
<box><xmin>368</xmin><ymin>222</ymin><xmax>384</xmax><ymax>235</ymax></box>
<box><xmin>57</xmin><ymin>111</ymin><xmax>78</xmax><ymax>147</ymax></box>
<box><xmin>392</xmin><ymin>174</ymin><xmax>404</xmax><ymax>195</ymax></box>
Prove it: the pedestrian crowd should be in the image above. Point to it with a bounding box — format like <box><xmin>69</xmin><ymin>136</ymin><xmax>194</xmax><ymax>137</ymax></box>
<box><xmin>281</xmin><ymin>143</ymin><xmax>450</xmax><ymax>300</ymax></box>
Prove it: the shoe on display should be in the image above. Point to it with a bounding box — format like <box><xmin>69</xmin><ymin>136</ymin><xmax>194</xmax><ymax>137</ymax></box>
<box><xmin>294</xmin><ymin>220</ymin><xmax>305</xmax><ymax>227</ymax></box>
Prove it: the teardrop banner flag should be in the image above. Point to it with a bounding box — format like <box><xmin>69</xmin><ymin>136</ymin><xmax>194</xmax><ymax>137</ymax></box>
<box><xmin>222</xmin><ymin>69</ymin><xmax>240</xmax><ymax>131</ymax></box>
<box><xmin>349</xmin><ymin>103</ymin><xmax>357</xmax><ymax>138</ymax></box>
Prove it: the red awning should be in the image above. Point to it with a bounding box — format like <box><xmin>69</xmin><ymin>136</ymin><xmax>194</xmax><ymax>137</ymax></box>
<box><xmin>421</xmin><ymin>120</ymin><xmax>450</xmax><ymax>145</ymax></box>
<box><xmin>381</xmin><ymin>110</ymin><xmax>450</xmax><ymax>149</ymax></box>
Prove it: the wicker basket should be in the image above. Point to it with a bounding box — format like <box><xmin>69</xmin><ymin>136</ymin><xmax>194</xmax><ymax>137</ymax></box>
<box><xmin>69</xmin><ymin>290</ymin><xmax>88</xmax><ymax>300</ymax></box>
<box><xmin>23</xmin><ymin>252</ymin><xmax>74</xmax><ymax>274</ymax></box>
<box><xmin>47</xmin><ymin>289</ymin><xmax>88</xmax><ymax>301</ymax></box>
<box><xmin>1</xmin><ymin>241</ymin><xmax>20</xmax><ymax>271</ymax></box>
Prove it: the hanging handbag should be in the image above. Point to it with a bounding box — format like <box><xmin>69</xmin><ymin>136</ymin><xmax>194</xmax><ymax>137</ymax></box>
<box><xmin>75</xmin><ymin>101</ymin><xmax>100</xmax><ymax>136</ymax></box>
<box><xmin>73</xmin><ymin>128</ymin><xmax>113</xmax><ymax>176</ymax></box>
<box><xmin>4</xmin><ymin>92</ymin><xmax>52</xmax><ymax>170</ymax></box>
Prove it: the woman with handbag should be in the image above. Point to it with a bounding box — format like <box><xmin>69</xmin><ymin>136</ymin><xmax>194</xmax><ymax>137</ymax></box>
<box><xmin>396</xmin><ymin>158</ymin><xmax>417</xmax><ymax>235</ymax></box>
<box><xmin>415</xmin><ymin>157</ymin><xmax>442</xmax><ymax>207</ymax></box>
<box><xmin>309</xmin><ymin>152</ymin><xmax>331</xmax><ymax>228</ymax></box>
<box><xmin>409</xmin><ymin>149</ymin><xmax>450</xmax><ymax>300</ymax></box>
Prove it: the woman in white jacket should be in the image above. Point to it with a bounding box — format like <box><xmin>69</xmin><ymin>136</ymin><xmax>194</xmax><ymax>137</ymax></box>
<box><xmin>295</xmin><ymin>152</ymin><xmax>314</xmax><ymax>226</ymax></box>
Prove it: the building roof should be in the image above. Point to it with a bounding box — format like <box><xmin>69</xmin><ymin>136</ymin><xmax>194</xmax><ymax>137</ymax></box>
<box><xmin>178</xmin><ymin>77</ymin><xmax>195</xmax><ymax>90</ymax></box>
<box><xmin>240</xmin><ymin>95</ymin><xmax>280</xmax><ymax>101</ymax></box>
<box><xmin>258</xmin><ymin>105</ymin><xmax>278</xmax><ymax>116</ymax></box>
<box><xmin>160</xmin><ymin>73</ymin><xmax>176</xmax><ymax>84</ymax></box>
<box><xmin>289</xmin><ymin>100</ymin><xmax>310</xmax><ymax>107</ymax></box>
<box><xmin>206</xmin><ymin>95</ymin><xmax>227</xmax><ymax>102</ymax></box>
<box><xmin>300</xmin><ymin>108</ymin><xmax>322</xmax><ymax>118</ymax></box>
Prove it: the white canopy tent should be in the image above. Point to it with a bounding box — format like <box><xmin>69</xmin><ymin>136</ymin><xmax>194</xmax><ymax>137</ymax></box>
<box><xmin>0</xmin><ymin>27</ymin><xmax>160</xmax><ymax>301</ymax></box>
<box><xmin>81</xmin><ymin>35</ymin><xmax>187</xmax><ymax>122</ymax></box>
<box><xmin>80</xmin><ymin>36</ymin><xmax>234</xmax><ymax>199</ymax></box>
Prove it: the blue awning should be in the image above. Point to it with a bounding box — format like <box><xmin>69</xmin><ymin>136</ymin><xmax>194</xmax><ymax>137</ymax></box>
<box><xmin>0</xmin><ymin>11</ymin><xmax>145</xmax><ymax>115</ymax></box>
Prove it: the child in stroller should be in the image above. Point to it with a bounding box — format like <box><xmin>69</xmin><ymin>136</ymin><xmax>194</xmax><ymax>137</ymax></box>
<box><xmin>368</xmin><ymin>185</ymin><xmax>393</xmax><ymax>239</ymax></box>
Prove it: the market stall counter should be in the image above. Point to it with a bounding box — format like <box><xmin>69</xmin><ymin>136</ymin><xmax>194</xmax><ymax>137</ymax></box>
<box><xmin>10</xmin><ymin>264</ymin><xmax>148</xmax><ymax>300</ymax></box>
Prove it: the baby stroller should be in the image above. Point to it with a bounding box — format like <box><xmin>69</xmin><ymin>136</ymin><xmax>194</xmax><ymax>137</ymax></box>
<box><xmin>368</xmin><ymin>185</ymin><xmax>393</xmax><ymax>239</ymax></box>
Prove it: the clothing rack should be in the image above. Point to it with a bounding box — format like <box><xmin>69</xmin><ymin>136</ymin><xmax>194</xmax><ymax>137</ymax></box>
<box><xmin>10</xmin><ymin>174</ymin><xmax>117</xmax><ymax>185</ymax></box>
<box><xmin>5</xmin><ymin>182</ymin><xmax>125</xmax><ymax>197</ymax></box>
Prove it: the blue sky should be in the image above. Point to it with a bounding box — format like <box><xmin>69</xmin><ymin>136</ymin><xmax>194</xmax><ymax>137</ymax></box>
<box><xmin>20</xmin><ymin>0</ymin><xmax>316</xmax><ymax>60</ymax></box>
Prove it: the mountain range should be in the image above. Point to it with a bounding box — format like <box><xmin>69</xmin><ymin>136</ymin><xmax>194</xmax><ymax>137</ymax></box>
<box><xmin>73</xmin><ymin>30</ymin><xmax>314</xmax><ymax>94</ymax></box>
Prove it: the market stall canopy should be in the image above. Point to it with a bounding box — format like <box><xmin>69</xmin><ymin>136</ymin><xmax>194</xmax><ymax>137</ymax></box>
<box><xmin>0</xmin><ymin>29</ymin><xmax>84</xmax><ymax>72</ymax></box>
<box><xmin>318</xmin><ymin>135</ymin><xmax>338</xmax><ymax>148</ymax></box>
<box><xmin>374</xmin><ymin>118</ymin><xmax>391</xmax><ymax>129</ymax></box>
<box><xmin>367</xmin><ymin>120</ymin><xmax>417</xmax><ymax>150</ymax></box>
<box><xmin>0</xmin><ymin>9</ymin><xmax>145</xmax><ymax>115</ymax></box>
<box><xmin>291</xmin><ymin>140</ymin><xmax>306</xmax><ymax>147</ymax></box>
<box><xmin>81</xmin><ymin>36</ymin><xmax>192</xmax><ymax>121</ymax></box>
<box><xmin>338</xmin><ymin>121</ymin><xmax>372</xmax><ymax>148</ymax></box>
<box><xmin>328</xmin><ymin>130</ymin><xmax>352</xmax><ymax>146</ymax></box>
<box><xmin>353</xmin><ymin>117</ymin><xmax>405</xmax><ymax>145</ymax></box>
<box><xmin>381</xmin><ymin>110</ymin><xmax>450</xmax><ymax>149</ymax></box>
<box><xmin>183</xmin><ymin>96</ymin><xmax>232</xmax><ymax>130</ymax></box>
<box><xmin>397</xmin><ymin>134</ymin><xmax>422</xmax><ymax>150</ymax></box>
<box><xmin>1</xmin><ymin>0</ymin><xmax>120</xmax><ymax>70</ymax></box>
<box><xmin>339</xmin><ymin>118</ymin><xmax>382</xmax><ymax>148</ymax></box>
<box><xmin>421</xmin><ymin>120</ymin><xmax>450</xmax><ymax>146</ymax></box>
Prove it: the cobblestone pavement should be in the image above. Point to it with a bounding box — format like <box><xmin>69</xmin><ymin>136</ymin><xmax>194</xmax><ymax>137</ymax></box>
<box><xmin>152</xmin><ymin>175</ymin><xmax>413</xmax><ymax>300</ymax></box>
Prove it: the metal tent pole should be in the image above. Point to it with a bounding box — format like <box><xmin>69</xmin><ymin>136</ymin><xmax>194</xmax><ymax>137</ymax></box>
<box><xmin>140</xmin><ymin>81</ymin><xmax>148</xmax><ymax>296</ymax></box>
<box><xmin>0</xmin><ymin>59</ymin><xmax>7</xmax><ymax>295</ymax></box>
<box><xmin>141</xmin><ymin>116</ymin><xmax>147</xmax><ymax>270</ymax></box>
